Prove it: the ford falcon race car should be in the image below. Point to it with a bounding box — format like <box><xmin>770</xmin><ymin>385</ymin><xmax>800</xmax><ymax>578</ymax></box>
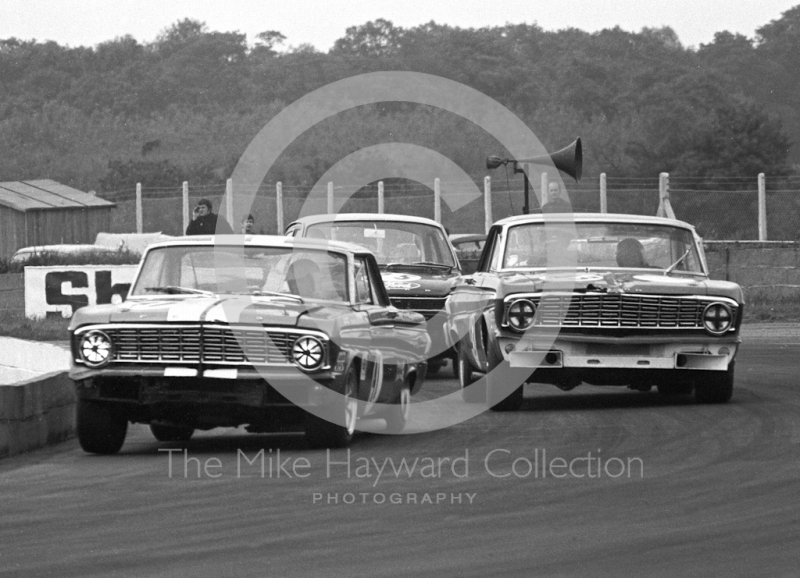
<box><xmin>286</xmin><ymin>214</ymin><xmax>461</xmax><ymax>376</ymax></box>
<box><xmin>69</xmin><ymin>235</ymin><xmax>430</xmax><ymax>453</ymax></box>
<box><xmin>446</xmin><ymin>213</ymin><xmax>743</xmax><ymax>411</ymax></box>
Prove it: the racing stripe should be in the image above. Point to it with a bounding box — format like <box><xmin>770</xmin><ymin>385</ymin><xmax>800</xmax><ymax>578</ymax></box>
<box><xmin>166</xmin><ymin>298</ymin><xmax>221</xmax><ymax>322</ymax></box>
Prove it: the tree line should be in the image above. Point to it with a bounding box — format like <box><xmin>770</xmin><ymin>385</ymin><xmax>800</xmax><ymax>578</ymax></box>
<box><xmin>0</xmin><ymin>8</ymin><xmax>798</xmax><ymax>195</ymax></box>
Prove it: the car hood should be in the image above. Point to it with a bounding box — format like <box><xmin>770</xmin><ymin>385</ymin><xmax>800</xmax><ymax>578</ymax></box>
<box><xmin>380</xmin><ymin>269</ymin><xmax>458</xmax><ymax>298</ymax></box>
<box><xmin>497</xmin><ymin>270</ymin><xmax>744</xmax><ymax>303</ymax></box>
<box><xmin>69</xmin><ymin>295</ymin><xmax>343</xmax><ymax>330</ymax></box>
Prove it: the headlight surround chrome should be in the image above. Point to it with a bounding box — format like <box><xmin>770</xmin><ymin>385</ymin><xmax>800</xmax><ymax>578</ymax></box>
<box><xmin>702</xmin><ymin>302</ymin><xmax>733</xmax><ymax>335</ymax></box>
<box><xmin>78</xmin><ymin>330</ymin><xmax>114</xmax><ymax>367</ymax></box>
<box><xmin>507</xmin><ymin>299</ymin><xmax>537</xmax><ymax>332</ymax></box>
<box><xmin>291</xmin><ymin>336</ymin><xmax>325</xmax><ymax>371</ymax></box>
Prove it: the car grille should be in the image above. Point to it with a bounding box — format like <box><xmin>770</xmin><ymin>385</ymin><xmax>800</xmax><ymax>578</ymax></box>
<box><xmin>390</xmin><ymin>297</ymin><xmax>447</xmax><ymax>320</ymax></box>
<box><xmin>105</xmin><ymin>325</ymin><xmax>316</xmax><ymax>365</ymax></box>
<box><xmin>504</xmin><ymin>293</ymin><xmax>736</xmax><ymax>329</ymax></box>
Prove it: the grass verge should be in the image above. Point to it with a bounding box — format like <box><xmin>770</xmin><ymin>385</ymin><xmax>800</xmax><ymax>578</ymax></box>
<box><xmin>0</xmin><ymin>310</ymin><xmax>70</xmax><ymax>342</ymax></box>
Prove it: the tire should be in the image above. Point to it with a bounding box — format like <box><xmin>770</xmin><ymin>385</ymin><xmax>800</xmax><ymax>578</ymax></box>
<box><xmin>459</xmin><ymin>340</ymin><xmax>485</xmax><ymax>404</ymax></box>
<box><xmin>385</xmin><ymin>382</ymin><xmax>411</xmax><ymax>433</ymax></box>
<box><xmin>487</xmin><ymin>340</ymin><xmax>523</xmax><ymax>412</ymax></box>
<box><xmin>305</xmin><ymin>365</ymin><xmax>358</xmax><ymax>448</ymax></box>
<box><xmin>695</xmin><ymin>363</ymin><xmax>735</xmax><ymax>404</ymax></box>
<box><xmin>451</xmin><ymin>351</ymin><xmax>460</xmax><ymax>380</ymax></box>
<box><xmin>77</xmin><ymin>400</ymin><xmax>128</xmax><ymax>455</ymax></box>
<box><xmin>657</xmin><ymin>383</ymin><xmax>694</xmax><ymax>396</ymax></box>
<box><xmin>150</xmin><ymin>423</ymin><xmax>194</xmax><ymax>442</ymax></box>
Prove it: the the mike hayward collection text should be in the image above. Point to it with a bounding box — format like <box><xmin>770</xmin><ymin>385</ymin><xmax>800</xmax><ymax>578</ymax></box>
<box><xmin>160</xmin><ymin>448</ymin><xmax>644</xmax><ymax>482</ymax></box>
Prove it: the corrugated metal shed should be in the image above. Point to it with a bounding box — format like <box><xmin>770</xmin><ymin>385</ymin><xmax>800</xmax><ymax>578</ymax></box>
<box><xmin>0</xmin><ymin>180</ymin><xmax>116</xmax><ymax>260</ymax></box>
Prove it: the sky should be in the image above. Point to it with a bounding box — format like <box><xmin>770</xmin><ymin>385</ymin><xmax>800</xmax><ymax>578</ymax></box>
<box><xmin>1</xmin><ymin>0</ymin><xmax>798</xmax><ymax>51</ymax></box>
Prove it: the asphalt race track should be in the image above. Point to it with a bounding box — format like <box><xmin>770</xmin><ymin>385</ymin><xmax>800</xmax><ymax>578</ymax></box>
<box><xmin>2</xmin><ymin>329</ymin><xmax>800</xmax><ymax>577</ymax></box>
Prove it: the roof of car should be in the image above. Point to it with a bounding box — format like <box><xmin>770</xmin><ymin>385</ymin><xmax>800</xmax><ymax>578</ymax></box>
<box><xmin>289</xmin><ymin>213</ymin><xmax>444</xmax><ymax>228</ymax></box>
<box><xmin>144</xmin><ymin>234</ymin><xmax>374</xmax><ymax>256</ymax></box>
<box><xmin>450</xmin><ymin>233</ymin><xmax>487</xmax><ymax>243</ymax></box>
<box><xmin>494</xmin><ymin>212</ymin><xmax>696</xmax><ymax>230</ymax></box>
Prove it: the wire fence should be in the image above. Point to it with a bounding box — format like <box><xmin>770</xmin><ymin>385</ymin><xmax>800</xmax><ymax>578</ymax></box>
<box><xmin>99</xmin><ymin>174</ymin><xmax>800</xmax><ymax>240</ymax></box>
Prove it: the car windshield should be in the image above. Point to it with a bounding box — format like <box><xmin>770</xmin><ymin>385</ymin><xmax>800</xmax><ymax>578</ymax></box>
<box><xmin>306</xmin><ymin>221</ymin><xmax>456</xmax><ymax>267</ymax></box>
<box><xmin>502</xmin><ymin>222</ymin><xmax>703</xmax><ymax>273</ymax></box>
<box><xmin>129</xmin><ymin>245</ymin><xmax>349</xmax><ymax>301</ymax></box>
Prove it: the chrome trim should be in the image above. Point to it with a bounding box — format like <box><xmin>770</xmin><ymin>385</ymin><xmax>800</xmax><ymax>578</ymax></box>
<box><xmin>501</xmin><ymin>292</ymin><xmax>739</xmax><ymax>331</ymax></box>
<box><xmin>73</xmin><ymin>323</ymin><xmax>330</xmax><ymax>369</ymax></box>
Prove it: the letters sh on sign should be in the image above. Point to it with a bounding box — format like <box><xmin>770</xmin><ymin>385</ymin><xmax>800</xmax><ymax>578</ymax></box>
<box><xmin>24</xmin><ymin>265</ymin><xmax>139</xmax><ymax>319</ymax></box>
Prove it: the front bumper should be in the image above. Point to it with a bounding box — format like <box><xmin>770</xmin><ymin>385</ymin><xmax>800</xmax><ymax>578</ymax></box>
<box><xmin>499</xmin><ymin>333</ymin><xmax>740</xmax><ymax>372</ymax></box>
<box><xmin>73</xmin><ymin>365</ymin><xmax>341</xmax><ymax>409</ymax></box>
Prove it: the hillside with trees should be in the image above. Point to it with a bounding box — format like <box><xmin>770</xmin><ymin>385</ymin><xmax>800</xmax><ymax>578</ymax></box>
<box><xmin>0</xmin><ymin>9</ymin><xmax>797</xmax><ymax>197</ymax></box>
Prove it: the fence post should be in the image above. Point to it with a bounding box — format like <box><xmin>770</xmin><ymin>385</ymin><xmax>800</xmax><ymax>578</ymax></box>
<box><xmin>276</xmin><ymin>182</ymin><xmax>284</xmax><ymax>233</ymax></box>
<box><xmin>182</xmin><ymin>181</ymin><xmax>189</xmax><ymax>235</ymax></box>
<box><xmin>225</xmin><ymin>179</ymin><xmax>234</xmax><ymax>232</ymax></box>
<box><xmin>657</xmin><ymin>172</ymin><xmax>676</xmax><ymax>219</ymax></box>
<box><xmin>541</xmin><ymin>172</ymin><xmax>549</xmax><ymax>205</ymax></box>
<box><xmin>378</xmin><ymin>181</ymin><xmax>384</xmax><ymax>214</ymax></box>
<box><xmin>758</xmin><ymin>173</ymin><xmax>767</xmax><ymax>241</ymax></box>
<box><xmin>135</xmin><ymin>183</ymin><xmax>143</xmax><ymax>233</ymax></box>
<box><xmin>484</xmin><ymin>176</ymin><xmax>492</xmax><ymax>234</ymax></box>
<box><xmin>434</xmin><ymin>178</ymin><xmax>441</xmax><ymax>223</ymax></box>
<box><xmin>327</xmin><ymin>182</ymin><xmax>334</xmax><ymax>214</ymax></box>
<box><xmin>600</xmin><ymin>173</ymin><xmax>607</xmax><ymax>213</ymax></box>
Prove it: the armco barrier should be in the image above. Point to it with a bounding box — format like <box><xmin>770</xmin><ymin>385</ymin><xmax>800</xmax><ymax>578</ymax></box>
<box><xmin>0</xmin><ymin>371</ymin><xmax>76</xmax><ymax>459</ymax></box>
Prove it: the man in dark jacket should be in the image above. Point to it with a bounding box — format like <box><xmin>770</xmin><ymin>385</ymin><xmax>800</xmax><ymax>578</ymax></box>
<box><xmin>185</xmin><ymin>199</ymin><xmax>234</xmax><ymax>235</ymax></box>
<box><xmin>541</xmin><ymin>181</ymin><xmax>572</xmax><ymax>213</ymax></box>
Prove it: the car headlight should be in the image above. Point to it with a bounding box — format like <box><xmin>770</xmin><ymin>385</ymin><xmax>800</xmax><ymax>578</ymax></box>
<box><xmin>507</xmin><ymin>299</ymin><xmax>537</xmax><ymax>332</ymax></box>
<box><xmin>702</xmin><ymin>302</ymin><xmax>733</xmax><ymax>335</ymax></box>
<box><xmin>79</xmin><ymin>330</ymin><xmax>114</xmax><ymax>367</ymax></box>
<box><xmin>291</xmin><ymin>336</ymin><xmax>325</xmax><ymax>371</ymax></box>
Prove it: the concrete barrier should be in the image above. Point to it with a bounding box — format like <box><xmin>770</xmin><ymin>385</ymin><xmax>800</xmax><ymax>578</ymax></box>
<box><xmin>705</xmin><ymin>241</ymin><xmax>800</xmax><ymax>300</ymax></box>
<box><xmin>0</xmin><ymin>371</ymin><xmax>76</xmax><ymax>459</ymax></box>
<box><xmin>0</xmin><ymin>337</ymin><xmax>74</xmax><ymax>459</ymax></box>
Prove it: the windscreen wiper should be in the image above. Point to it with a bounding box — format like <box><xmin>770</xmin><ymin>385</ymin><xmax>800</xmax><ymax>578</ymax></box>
<box><xmin>413</xmin><ymin>261</ymin><xmax>453</xmax><ymax>270</ymax></box>
<box><xmin>249</xmin><ymin>289</ymin><xmax>304</xmax><ymax>302</ymax></box>
<box><xmin>383</xmin><ymin>262</ymin><xmax>451</xmax><ymax>271</ymax></box>
<box><xmin>145</xmin><ymin>286</ymin><xmax>215</xmax><ymax>296</ymax></box>
<box><xmin>664</xmin><ymin>249</ymin><xmax>692</xmax><ymax>276</ymax></box>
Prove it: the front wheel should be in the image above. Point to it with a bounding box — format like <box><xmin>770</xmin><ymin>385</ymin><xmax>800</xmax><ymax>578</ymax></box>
<box><xmin>695</xmin><ymin>363</ymin><xmax>735</xmax><ymax>404</ymax></box>
<box><xmin>77</xmin><ymin>400</ymin><xmax>128</xmax><ymax>455</ymax></box>
<box><xmin>305</xmin><ymin>366</ymin><xmax>358</xmax><ymax>448</ymax></box>
<box><xmin>486</xmin><ymin>341</ymin><xmax>523</xmax><ymax>412</ymax></box>
<box><xmin>385</xmin><ymin>382</ymin><xmax>411</xmax><ymax>433</ymax></box>
<box><xmin>459</xmin><ymin>340</ymin><xmax>485</xmax><ymax>403</ymax></box>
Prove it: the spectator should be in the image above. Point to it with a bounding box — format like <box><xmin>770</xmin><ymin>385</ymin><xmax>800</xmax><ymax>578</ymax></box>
<box><xmin>241</xmin><ymin>214</ymin><xmax>256</xmax><ymax>234</ymax></box>
<box><xmin>185</xmin><ymin>199</ymin><xmax>234</xmax><ymax>235</ymax></box>
<box><xmin>541</xmin><ymin>181</ymin><xmax>572</xmax><ymax>213</ymax></box>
